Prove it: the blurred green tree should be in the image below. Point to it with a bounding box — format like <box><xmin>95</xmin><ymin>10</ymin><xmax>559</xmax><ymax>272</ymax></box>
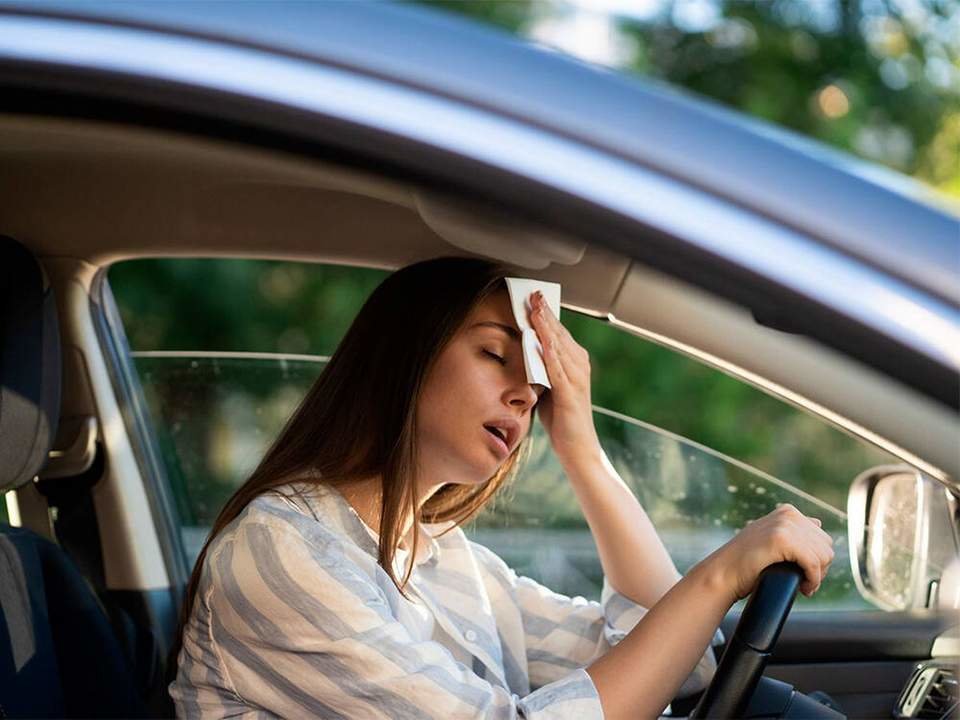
<box><xmin>417</xmin><ymin>0</ymin><xmax>960</xmax><ymax>201</ymax></box>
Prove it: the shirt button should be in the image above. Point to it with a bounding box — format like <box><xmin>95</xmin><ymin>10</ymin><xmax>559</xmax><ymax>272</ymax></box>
<box><xmin>464</xmin><ymin>630</ymin><xmax>477</xmax><ymax>643</ymax></box>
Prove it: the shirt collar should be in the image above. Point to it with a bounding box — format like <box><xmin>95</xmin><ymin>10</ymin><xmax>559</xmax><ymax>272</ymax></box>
<box><xmin>297</xmin><ymin>482</ymin><xmax>443</xmax><ymax>568</ymax></box>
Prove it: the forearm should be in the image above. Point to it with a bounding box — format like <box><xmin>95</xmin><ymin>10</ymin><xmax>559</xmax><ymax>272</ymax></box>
<box><xmin>531</xmin><ymin>297</ymin><xmax>678</xmax><ymax>607</ymax></box>
<box><xmin>561</xmin><ymin>446</ymin><xmax>680</xmax><ymax>608</ymax></box>
<box><xmin>585</xmin><ymin>558</ymin><xmax>732</xmax><ymax>720</ymax></box>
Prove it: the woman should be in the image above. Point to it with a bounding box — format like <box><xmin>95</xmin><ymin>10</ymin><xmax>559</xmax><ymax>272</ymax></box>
<box><xmin>170</xmin><ymin>257</ymin><xmax>834</xmax><ymax>719</ymax></box>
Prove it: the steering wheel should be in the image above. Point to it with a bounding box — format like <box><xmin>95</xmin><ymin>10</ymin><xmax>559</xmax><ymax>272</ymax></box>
<box><xmin>688</xmin><ymin>562</ymin><xmax>803</xmax><ymax>719</ymax></box>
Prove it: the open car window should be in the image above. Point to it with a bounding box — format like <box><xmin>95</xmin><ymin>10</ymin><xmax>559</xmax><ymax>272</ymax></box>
<box><xmin>107</xmin><ymin>258</ymin><xmax>912</xmax><ymax>612</ymax></box>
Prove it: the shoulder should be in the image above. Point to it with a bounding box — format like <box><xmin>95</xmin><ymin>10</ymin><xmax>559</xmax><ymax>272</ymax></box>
<box><xmin>203</xmin><ymin>482</ymin><xmax>377</xmax><ymax>581</ymax></box>
<box><xmin>465</xmin><ymin>532</ymin><xmax>513</xmax><ymax>576</ymax></box>
<box><xmin>429</xmin><ymin>524</ymin><xmax>517</xmax><ymax>589</ymax></box>
<box><xmin>197</xmin><ymin>484</ymin><xmax>390</xmax><ymax>619</ymax></box>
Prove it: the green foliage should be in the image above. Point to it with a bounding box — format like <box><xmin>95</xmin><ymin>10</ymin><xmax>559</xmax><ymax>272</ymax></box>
<box><xmin>420</xmin><ymin>0</ymin><xmax>960</xmax><ymax>201</ymax></box>
<box><xmin>412</xmin><ymin>0</ymin><xmax>537</xmax><ymax>33</ymax></box>
<box><xmin>110</xmin><ymin>259</ymin><xmax>387</xmax><ymax>355</ymax></box>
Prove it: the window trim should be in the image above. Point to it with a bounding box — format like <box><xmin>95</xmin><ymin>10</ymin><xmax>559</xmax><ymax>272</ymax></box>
<box><xmin>91</xmin><ymin>269</ymin><xmax>191</xmax><ymax>589</ymax></box>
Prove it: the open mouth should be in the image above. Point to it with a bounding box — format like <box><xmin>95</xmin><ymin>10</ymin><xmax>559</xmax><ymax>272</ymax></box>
<box><xmin>484</xmin><ymin>425</ymin><xmax>508</xmax><ymax>444</ymax></box>
<box><xmin>482</xmin><ymin>418</ymin><xmax>520</xmax><ymax>458</ymax></box>
<box><xmin>483</xmin><ymin>425</ymin><xmax>511</xmax><ymax>456</ymax></box>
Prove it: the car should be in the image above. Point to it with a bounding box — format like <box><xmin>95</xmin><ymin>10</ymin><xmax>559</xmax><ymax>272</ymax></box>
<box><xmin>0</xmin><ymin>1</ymin><xmax>957</xmax><ymax>718</ymax></box>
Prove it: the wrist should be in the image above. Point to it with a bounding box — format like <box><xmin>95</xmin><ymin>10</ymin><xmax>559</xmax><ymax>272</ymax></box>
<box><xmin>690</xmin><ymin>550</ymin><xmax>738</xmax><ymax>608</ymax></box>
<box><xmin>554</xmin><ymin>434</ymin><xmax>606</xmax><ymax>477</ymax></box>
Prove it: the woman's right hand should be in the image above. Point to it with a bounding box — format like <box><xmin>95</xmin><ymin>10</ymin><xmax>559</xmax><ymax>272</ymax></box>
<box><xmin>704</xmin><ymin>503</ymin><xmax>836</xmax><ymax>602</ymax></box>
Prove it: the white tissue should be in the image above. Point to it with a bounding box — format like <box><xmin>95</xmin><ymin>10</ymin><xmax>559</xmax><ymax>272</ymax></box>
<box><xmin>504</xmin><ymin>278</ymin><xmax>562</xmax><ymax>389</ymax></box>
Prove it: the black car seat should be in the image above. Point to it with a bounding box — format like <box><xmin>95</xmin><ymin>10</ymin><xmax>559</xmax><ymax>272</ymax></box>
<box><xmin>0</xmin><ymin>236</ymin><xmax>149</xmax><ymax>717</ymax></box>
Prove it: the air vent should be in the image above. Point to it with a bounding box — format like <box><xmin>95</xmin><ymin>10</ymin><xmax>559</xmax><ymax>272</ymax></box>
<box><xmin>918</xmin><ymin>668</ymin><xmax>957</xmax><ymax>719</ymax></box>
<box><xmin>898</xmin><ymin>662</ymin><xmax>958</xmax><ymax>719</ymax></box>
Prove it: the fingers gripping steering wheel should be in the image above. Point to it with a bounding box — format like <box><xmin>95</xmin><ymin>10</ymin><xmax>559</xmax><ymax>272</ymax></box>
<box><xmin>689</xmin><ymin>562</ymin><xmax>803</xmax><ymax>719</ymax></box>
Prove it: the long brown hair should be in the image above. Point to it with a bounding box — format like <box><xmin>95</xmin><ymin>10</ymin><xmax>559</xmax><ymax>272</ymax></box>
<box><xmin>170</xmin><ymin>257</ymin><xmax>531</xmax><ymax>669</ymax></box>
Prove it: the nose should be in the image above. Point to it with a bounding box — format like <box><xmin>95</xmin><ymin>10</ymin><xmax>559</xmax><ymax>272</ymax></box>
<box><xmin>504</xmin><ymin>379</ymin><xmax>539</xmax><ymax>413</ymax></box>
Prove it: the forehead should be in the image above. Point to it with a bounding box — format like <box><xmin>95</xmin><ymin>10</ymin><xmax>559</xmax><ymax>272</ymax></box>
<box><xmin>465</xmin><ymin>288</ymin><xmax>518</xmax><ymax>334</ymax></box>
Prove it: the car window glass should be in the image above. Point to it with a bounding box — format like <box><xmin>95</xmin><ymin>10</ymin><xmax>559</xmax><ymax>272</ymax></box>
<box><xmin>109</xmin><ymin>258</ymin><xmax>909</xmax><ymax>611</ymax></box>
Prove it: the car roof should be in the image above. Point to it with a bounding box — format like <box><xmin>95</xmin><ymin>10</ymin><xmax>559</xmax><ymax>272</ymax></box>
<box><xmin>3</xmin><ymin>0</ymin><xmax>959</xmax><ymax>307</ymax></box>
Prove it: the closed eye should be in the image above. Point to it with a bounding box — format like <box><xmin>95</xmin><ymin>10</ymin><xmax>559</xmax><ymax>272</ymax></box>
<box><xmin>482</xmin><ymin>349</ymin><xmax>506</xmax><ymax>365</ymax></box>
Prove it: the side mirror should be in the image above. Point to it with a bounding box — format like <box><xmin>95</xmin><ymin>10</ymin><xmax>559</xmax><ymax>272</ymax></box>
<box><xmin>848</xmin><ymin>465</ymin><xmax>959</xmax><ymax>611</ymax></box>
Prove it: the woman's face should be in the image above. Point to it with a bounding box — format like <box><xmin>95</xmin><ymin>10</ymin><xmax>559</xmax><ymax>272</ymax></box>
<box><xmin>416</xmin><ymin>288</ymin><xmax>542</xmax><ymax>488</ymax></box>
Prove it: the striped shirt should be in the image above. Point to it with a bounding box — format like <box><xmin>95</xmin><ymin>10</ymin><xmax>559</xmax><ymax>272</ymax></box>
<box><xmin>171</xmin><ymin>483</ymin><xmax>720</xmax><ymax>718</ymax></box>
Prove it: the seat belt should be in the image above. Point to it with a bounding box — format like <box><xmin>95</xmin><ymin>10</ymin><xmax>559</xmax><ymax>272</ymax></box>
<box><xmin>12</xmin><ymin>415</ymin><xmax>98</xmax><ymax>544</ymax></box>
<box><xmin>12</xmin><ymin>480</ymin><xmax>57</xmax><ymax>541</ymax></box>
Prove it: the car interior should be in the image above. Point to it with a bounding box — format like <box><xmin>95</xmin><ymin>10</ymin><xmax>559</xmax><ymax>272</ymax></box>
<box><xmin>1</xmin><ymin>114</ymin><xmax>957</xmax><ymax>718</ymax></box>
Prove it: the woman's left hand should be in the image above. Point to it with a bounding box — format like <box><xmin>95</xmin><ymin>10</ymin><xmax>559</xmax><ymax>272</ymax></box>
<box><xmin>529</xmin><ymin>291</ymin><xmax>602</xmax><ymax>466</ymax></box>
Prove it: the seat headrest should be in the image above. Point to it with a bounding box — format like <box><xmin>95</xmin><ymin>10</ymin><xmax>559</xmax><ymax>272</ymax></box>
<box><xmin>0</xmin><ymin>236</ymin><xmax>61</xmax><ymax>493</ymax></box>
